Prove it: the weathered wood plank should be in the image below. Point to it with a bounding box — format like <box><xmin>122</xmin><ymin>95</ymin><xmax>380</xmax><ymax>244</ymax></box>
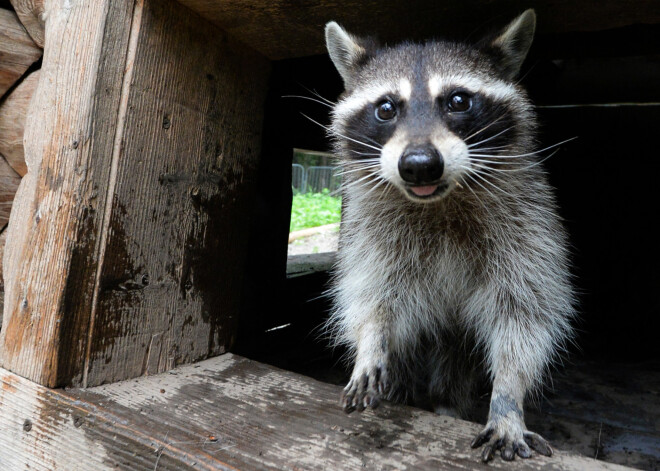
<box><xmin>0</xmin><ymin>7</ymin><xmax>41</xmax><ymax>97</ymax></box>
<box><xmin>82</xmin><ymin>0</ymin><xmax>269</xmax><ymax>386</ymax></box>
<box><xmin>0</xmin><ymin>69</ymin><xmax>40</xmax><ymax>176</ymax></box>
<box><xmin>9</xmin><ymin>0</ymin><xmax>45</xmax><ymax>48</ymax></box>
<box><xmin>0</xmin><ymin>0</ymin><xmax>269</xmax><ymax>388</ymax></box>
<box><xmin>0</xmin><ymin>154</ymin><xmax>20</xmax><ymax>230</ymax></box>
<box><xmin>0</xmin><ymin>354</ymin><xmax>635</xmax><ymax>470</ymax></box>
<box><xmin>0</xmin><ymin>228</ymin><xmax>6</xmax><ymax>324</ymax></box>
<box><xmin>174</xmin><ymin>0</ymin><xmax>660</xmax><ymax>60</ymax></box>
<box><xmin>0</xmin><ymin>0</ymin><xmax>138</xmax><ymax>386</ymax></box>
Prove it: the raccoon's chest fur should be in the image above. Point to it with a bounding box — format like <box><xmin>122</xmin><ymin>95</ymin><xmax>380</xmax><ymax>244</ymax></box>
<box><xmin>336</xmin><ymin>188</ymin><xmax>491</xmax><ymax>348</ymax></box>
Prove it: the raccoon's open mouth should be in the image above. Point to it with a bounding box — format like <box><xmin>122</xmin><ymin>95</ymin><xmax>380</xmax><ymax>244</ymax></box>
<box><xmin>405</xmin><ymin>182</ymin><xmax>449</xmax><ymax>200</ymax></box>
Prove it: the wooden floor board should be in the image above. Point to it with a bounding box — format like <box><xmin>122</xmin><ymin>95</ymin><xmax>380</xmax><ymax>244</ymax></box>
<box><xmin>0</xmin><ymin>354</ymin><xmax>637</xmax><ymax>470</ymax></box>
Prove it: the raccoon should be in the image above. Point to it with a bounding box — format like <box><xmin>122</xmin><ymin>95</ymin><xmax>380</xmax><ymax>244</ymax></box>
<box><xmin>324</xmin><ymin>9</ymin><xmax>575</xmax><ymax>462</ymax></box>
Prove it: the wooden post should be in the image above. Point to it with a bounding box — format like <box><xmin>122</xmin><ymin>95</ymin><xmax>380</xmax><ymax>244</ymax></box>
<box><xmin>0</xmin><ymin>0</ymin><xmax>269</xmax><ymax>387</ymax></box>
<box><xmin>0</xmin><ymin>8</ymin><xmax>41</xmax><ymax>98</ymax></box>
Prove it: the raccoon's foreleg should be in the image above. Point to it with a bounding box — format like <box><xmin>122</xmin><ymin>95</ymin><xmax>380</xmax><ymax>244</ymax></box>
<box><xmin>471</xmin><ymin>317</ymin><xmax>554</xmax><ymax>462</ymax></box>
<box><xmin>340</xmin><ymin>321</ymin><xmax>390</xmax><ymax>413</ymax></box>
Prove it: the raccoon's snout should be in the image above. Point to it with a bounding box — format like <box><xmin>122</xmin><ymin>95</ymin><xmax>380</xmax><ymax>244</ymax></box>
<box><xmin>398</xmin><ymin>146</ymin><xmax>444</xmax><ymax>186</ymax></box>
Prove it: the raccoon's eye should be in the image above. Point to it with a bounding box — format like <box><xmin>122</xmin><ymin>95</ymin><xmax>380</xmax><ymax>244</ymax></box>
<box><xmin>447</xmin><ymin>92</ymin><xmax>472</xmax><ymax>112</ymax></box>
<box><xmin>375</xmin><ymin>100</ymin><xmax>397</xmax><ymax>121</ymax></box>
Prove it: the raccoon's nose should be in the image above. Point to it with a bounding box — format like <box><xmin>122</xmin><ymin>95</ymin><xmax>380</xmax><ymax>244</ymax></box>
<box><xmin>398</xmin><ymin>146</ymin><xmax>444</xmax><ymax>185</ymax></box>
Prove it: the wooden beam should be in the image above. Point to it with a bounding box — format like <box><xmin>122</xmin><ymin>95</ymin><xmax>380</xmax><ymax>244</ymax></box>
<box><xmin>0</xmin><ymin>69</ymin><xmax>39</xmax><ymax>176</ymax></box>
<box><xmin>0</xmin><ymin>0</ymin><xmax>139</xmax><ymax>387</ymax></box>
<box><xmin>174</xmin><ymin>0</ymin><xmax>660</xmax><ymax>60</ymax></box>
<box><xmin>0</xmin><ymin>354</ymin><xmax>635</xmax><ymax>470</ymax></box>
<box><xmin>0</xmin><ymin>0</ymin><xmax>269</xmax><ymax>388</ymax></box>
<box><xmin>9</xmin><ymin>0</ymin><xmax>45</xmax><ymax>48</ymax></box>
<box><xmin>0</xmin><ymin>8</ymin><xmax>41</xmax><ymax>98</ymax></box>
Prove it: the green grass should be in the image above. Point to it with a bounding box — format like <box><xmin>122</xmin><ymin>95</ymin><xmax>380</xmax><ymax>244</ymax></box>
<box><xmin>290</xmin><ymin>189</ymin><xmax>342</xmax><ymax>232</ymax></box>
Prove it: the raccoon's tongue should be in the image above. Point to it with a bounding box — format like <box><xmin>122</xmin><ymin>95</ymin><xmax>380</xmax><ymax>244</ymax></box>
<box><xmin>410</xmin><ymin>185</ymin><xmax>438</xmax><ymax>196</ymax></box>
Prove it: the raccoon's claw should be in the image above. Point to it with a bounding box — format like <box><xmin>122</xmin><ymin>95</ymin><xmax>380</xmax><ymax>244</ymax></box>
<box><xmin>471</xmin><ymin>425</ymin><xmax>552</xmax><ymax>462</ymax></box>
<box><xmin>340</xmin><ymin>365</ymin><xmax>388</xmax><ymax>414</ymax></box>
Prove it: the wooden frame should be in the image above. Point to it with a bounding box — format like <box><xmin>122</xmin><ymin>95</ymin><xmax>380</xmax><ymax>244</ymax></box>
<box><xmin>0</xmin><ymin>0</ymin><xmax>269</xmax><ymax>388</ymax></box>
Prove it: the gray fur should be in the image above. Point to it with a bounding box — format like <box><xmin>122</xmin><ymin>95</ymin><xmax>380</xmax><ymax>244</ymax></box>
<box><xmin>324</xmin><ymin>10</ymin><xmax>575</xmax><ymax>462</ymax></box>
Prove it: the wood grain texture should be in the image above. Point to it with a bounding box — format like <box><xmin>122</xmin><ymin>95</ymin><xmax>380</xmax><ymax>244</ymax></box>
<box><xmin>0</xmin><ymin>354</ymin><xmax>636</xmax><ymax>470</ymax></box>
<box><xmin>0</xmin><ymin>7</ymin><xmax>41</xmax><ymax>97</ymax></box>
<box><xmin>0</xmin><ymin>229</ymin><xmax>6</xmax><ymax>324</ymax></box>
<box><xmin>9</xmin><ymin>0</ymin><xmax>45</xmax><ymax>48</ymax></box>
<box><xmin>0</xmin><ymin>154</ymin><xmax>20</xmax><ymax>230</ymax></box>
<box><xmin>0</xmin><ymin>0</ymin><xmax>138</xmax><ymax>386</ymax></box>
<box><xmin>175</xmin><ymin>0</ymin><xmax>660</xmax><ymax>60</ymax></box>
<box><xmin>0</xmin><ymin>69</ymin><xmax>40</xmax><ymax>176</ymax></box>
<box><xmin>0</xmin><ymin>0</ymin><xmax>269</xmax><ymax>388</ymax></box>
<box><xmin>83</xmin><ymin>0</ymin><xmax>269</xmax><ymax>387</ymax></box>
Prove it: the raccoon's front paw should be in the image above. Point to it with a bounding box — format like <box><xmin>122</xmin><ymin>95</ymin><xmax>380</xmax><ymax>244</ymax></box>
<box><xmin>340</xmin><ymin>363</ymin><xmax>389</xmax><ymax>414</ymax></box>
<box><xmin>471</xmin><ymin>421</ymin><xmax>552</xmax><ymax>462</ymax></box>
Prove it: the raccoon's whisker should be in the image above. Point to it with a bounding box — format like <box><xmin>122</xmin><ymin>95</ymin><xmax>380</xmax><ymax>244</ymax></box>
<box><xmin>345</xmin><ymin>130</ymin><xmax>383</xmax><ymax>149</ymax></box>
<box><xmin>466</xmin><ymin>168</ymin><xmax>559</xmax><ymax>218</ymax></box>
<box><xmin>466</xmin><ymin>126</ymin><xmax>513</xmax><ymax>149</ymax></box>
<box><xmin>360</xmin><ymin>176</ymin><xmax>390</xmax><ymax>200</ymax></box>
<box><xmin>470</xmin><ymin>149</ymin><xmax>562</xmax><ymax>172</ymax></box>
<box><xmin>348</xmin><ymin>150</ymin><xmax>381</xmax><ymax>157</ymax></box>
<box><xmin>339</xmin><ymin>170</ymin><xmax>386</xmax><ymax>193</ymax></box>
<box><xmin>282</xmin><ymin>95</ymin><xmax>334</xmax><ymax>108</ymax></box>
<box><xmin>303</xmin><ymin>86</ymin><xmax>337</xmax><ymax>106</ymax></box>
<box><xmin>469</xmin><ymin>158</ymin><xmax>529</xmax><ymax>168</ymax></box>
<box><xmin>470</xmin><ymin>136</ymin><xmax>577</xmax><ymax>159</ymax></box>
<box><xmin>343</xmin><ymin>170</ymin><xmax>383</xmax><ymax>189</ymax></box>
<box><xmin>337</xmin><ymin>157</ymin><xmax>381</xmax><ymax>165</ymax></box>
<box><xmin>299</xmin><ymin>113</ymin><xmax>383</xmax><ymax>152</ymax></box>
<box><xmin>336</xmin><ymin>166</ymin><xmax>381</xmax><ymax>178</ymax></box>
<box><xmin>468</xmin><ymin>145</ymin><xmax>510</xmax><ymax>153</ymax></box>
<box><xmin>460</xmin><ymin>168</ymin><xmax>500</xmax><ymax>202</ymax></box>
<box><xmin>458</xmin><ymin>174</ymin><xmax>482</xmax><ymax>203</ymax></box>
<box><xmin>335</xmin><ymin>160</ymin><xmax>381</xmax><ymax>176</ymax></box>
<box><xmin>463</xmin><ymin>116</ymin><xmax>506</xmax><ymax>143</ymax></box>
<box><xmin>462</xmin><ymin>165</ymin><xmax>529</xmax><ymax>206</ymax></box>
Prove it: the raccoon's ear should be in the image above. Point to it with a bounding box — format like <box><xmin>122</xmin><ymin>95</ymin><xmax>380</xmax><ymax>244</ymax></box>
<box><xmin>484</xmin><ymin>9</ymin><xmax>536</xmax><ymax>80</ymax></box>
<box><xmin>325</xmin><ymin>22</ymin><xmax>373</xmax><ymax>87</ymax></box>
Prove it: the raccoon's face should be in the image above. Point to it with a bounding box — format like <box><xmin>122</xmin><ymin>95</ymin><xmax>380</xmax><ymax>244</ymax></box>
<box><xmin>326</xmin><ymin>11</ymin><xmax>537</xmax><ymax>203</ymax></box>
